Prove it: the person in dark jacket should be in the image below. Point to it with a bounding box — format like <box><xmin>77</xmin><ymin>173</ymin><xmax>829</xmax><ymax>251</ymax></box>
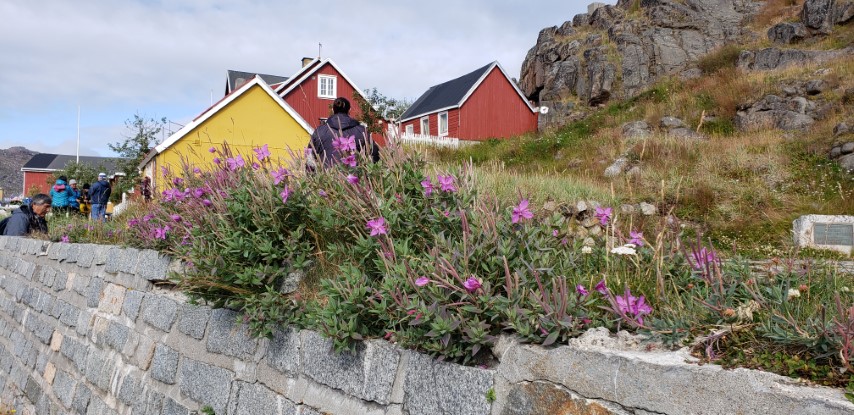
<box><xmin>2</xmin><ymin>194</ymin><xmax>51</xmax><ymax>236</ymax></box>
<box><xmin>89</xmin><ymin>173</ymin><xmax>112</xmax><ymax>222</ymax></box>
<box><xmin>309</xmin><ymin>97</ymin><xmax>380</xmax><ymax>168</ymax></box>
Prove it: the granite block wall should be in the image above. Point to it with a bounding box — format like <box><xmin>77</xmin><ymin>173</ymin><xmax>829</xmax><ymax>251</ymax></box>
<box><xmin>0</xmin><ymin>235</ymin><xmax>851</xmax><ymax>415</ymax></box>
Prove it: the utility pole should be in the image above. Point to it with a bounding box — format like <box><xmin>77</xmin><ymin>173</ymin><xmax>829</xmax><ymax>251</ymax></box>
<box><xmin>76</xmin><ymin>105</ymin><xmax>80</xmax><ymax>163</ymax></box>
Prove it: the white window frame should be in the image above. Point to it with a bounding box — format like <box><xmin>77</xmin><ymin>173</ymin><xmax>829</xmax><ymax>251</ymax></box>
<box><xmin>438</xmin><ymin>111</ymin><xmax>449</xmax><ymax>137</ymax></box>
<box><xmin>420</xmin><ymin>116</ymin><xmax>430</xmax><ymax>136</ymax></box>
<box><xmin>405</xmin><ymin>124</ymin><xmax>414</xmax><ymax>136</ymax></box>
<box><xmin>317</xmin><ymin>75</ymin><xmax>337</xmax><ymax>99</ymax></box>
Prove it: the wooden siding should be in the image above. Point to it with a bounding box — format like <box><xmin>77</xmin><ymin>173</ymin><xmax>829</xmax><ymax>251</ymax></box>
<box><xmin>282</xmin><ymin>63</ymin><xmax>364</xmax><ymax>129</ymax></box>
<box><xmin>22</xmin><ymin>171</ymin><xmax>53</xmax><ymax>196</ymax></box>
<box><xmin>458</xmin><ymin>67</ymin><xmax>537</xmax><ymax>140</ymax></box>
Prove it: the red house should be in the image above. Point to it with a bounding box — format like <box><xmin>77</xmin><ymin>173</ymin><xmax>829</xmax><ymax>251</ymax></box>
<box><xmin>227</xmin><ymin>58</ymin><xmax>385</xmax><ymax>144</ymax></box>
<box><xmin>398</xmin><ymin>61</ymin><xmax>538</xmax><ymax>142</ymax></box>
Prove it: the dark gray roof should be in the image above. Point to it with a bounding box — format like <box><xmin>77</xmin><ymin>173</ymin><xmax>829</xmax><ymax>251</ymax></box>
<box><xmin>226</xmin><ymin>70</ymin><xmax>289</xmax><ymax>95</ymax></box>
<box><xmin>22</xmin><ymin>154</ymin><xmax>126</xmax><ymax>173</ymax></box>
<box><xmin>399</xmin><ymin>62</ymin><xmax>495</xmax><ymax>121</ymax></box>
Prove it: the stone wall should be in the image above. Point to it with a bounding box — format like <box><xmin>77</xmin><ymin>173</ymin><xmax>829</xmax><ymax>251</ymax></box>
<box><xmin>0</xmin><ymin>235</ymin><xmax>851</xmax><ymax>415</ymax></box>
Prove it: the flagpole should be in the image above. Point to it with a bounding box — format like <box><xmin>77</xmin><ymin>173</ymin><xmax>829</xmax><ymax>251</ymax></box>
<box><xmin>76</xmin><ymin>105</ymin><xmax>80</xmax><ymax>163</ymax></box>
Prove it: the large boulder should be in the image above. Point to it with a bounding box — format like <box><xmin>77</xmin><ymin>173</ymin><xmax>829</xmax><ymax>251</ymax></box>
<box><xmin>583</xmin><ymin>47</ymin><xmax>617</xmax><ymax>106</ymax></box>
<box><xmin>802</xmin><ymin>0</ymin><xmax>837</xmax><ymax>33</ymax></box>
<box><xmin>767</xmin><ymin>22</ymin><xmax>808</xmax><ymax>44</ymax></box>
<box><xmin>839</xmin><ymin>153</ymin><xmax>854</xmax><ymax>171</ymax></box>
<box><xmin>836</xmin><ymin>1</ymin><xmax>854</xmax><ymax>24</ymax></box>
<box><xmin>622</xmin><ymin>121</ymin><xmax>652</xmax><ymax>139</ymax></box>
<box><xmin>734</xmin><ymin>95</ymin><xmax>820</xmax><ymax>132</ymax></box>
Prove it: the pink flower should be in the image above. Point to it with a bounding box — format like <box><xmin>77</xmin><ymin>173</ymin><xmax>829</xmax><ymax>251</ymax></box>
<box><xmin>127</xmin><ymin>218</ymin><xmax>139</xmax><ymax>227</ymax></box>
<box><xmin>342</xmin><ymin>154</ymin><xmax>357</xmax><ymax>168</ymax></box>
<box><xmin>280</xmin><ymin>186</ymin><xmax>292</xmax><ymax>203</ymax></box>
<box><xmin>208</xmin><ymin>146</ymin><xmax>216</xmax><ymax>153</ymax></box>
<box><xmin>202</xmin><ymin>199</ymin><xmax>212</xmax><ymax>207</ymax></box>
<box><xmin>629</xmin><ymin>230</ymin><xmax>644</xmax><ymax>246</ymax></box>
<box><xmin>170</xmin><ymin>214</ymin><xmax>182</xmax><ymax>222</ymax></box>
<box><xmin>226</xmin><ymin>155</ymin><xmax>245</xmax><ymax>171</ymax></box>
<box><xmin>153</xmin><ymin>227</ymin><xmax>169</xmax><ymax>240</ymax></box>
<box><xmin>143</xmin><ymin>214</ymin><xmax>154</xmax><ymax>222</ymax></box>
<box><xmin>60</xmin><ymin>235</ymin><xmax>69</xmax><ymax>243</ymax></box>
<box><xmin>251</xmin><ymin>162</ymin><xmax>260</xmax><ymax>170</ymax></box>
<box><xmin>172</xmin><ymin>177</ymin><xmax>184</xmax><ymax>186</ymax></box>
<box><xmin>253</xmin><ymin>144</ymin><xmax>271</xmax><ymax>161</ymax></box>
<box><xmin>415</xmin><ymin>277</ymin><xmax>430</xmax><ymax>287</ymax></box>
<box><xmin>192</xmin><ymin>188</ymin><xmax>205</xmax><ymax>198</ymax></box>
<box><xmin>615</xmin><ymin>288</ymin><xmax>653</xmax><ymax>325</ymax></box>
<box><xmin>366</xmin><ymin>217</ymin><xmax>387</xmax><ymax>236</ymax></box>
<box><xmin>271</xmin><ymin>167</ymin><xmax>289</xmax><ymax>185</ymax></box>
<box><xmin>552</xmin><ymin>229</ymin><xmax>559</xmax><ymax>237</ymax></box>
<box><xmin>213</xmin><ymin>157</ymin><xmax>221</xmax><ymax>165</ymax></box>
<box><xmin>511</xmin><ymin>199</ymin><xmax>533</xmax><ymax>224</ymax></box>
<box><xmin>463</xmin><ymin>276</ymin><xmax>481</xmax><ymax>293</ymax></box>
<box><xmin>193</xmin><ymin>167</ymin><xmax>201</xmax><ymax>174</ymax></box>
<box><xmin>160</xmin><ymin>166</ymin><xmax>169</xmax><ymax>177</ymax></box>
<box><xmin>421</xmin><ymin>177</ymin><xmax>434</xmax><ymax>197</ymax></box>
<box><xmin>318</xmin><ymin>190</ymin><xmax>328</xmax><ymax>198</ymax></box>
<box><xmin>576</xmin><ymin>284</ymin><xmax>589</xmax><ymax>297</ymax></box>
<box><xmin>437</xmin><ymin>175</ymin><xmax>457</xmax><ymax>193</ymax></box>
<box><xmin>594</xmin><ymin>279</ymin><xmax>608</xmax><ymax>294</ymax></box>
<box><xmin>346</xmin><ymin>174</ymin><xmax>359</xmax><ymax>185</ymax></box>
<box><xmin>595</xmin><ymin>206</ymin><xmax>612</xmax><ymax>226</ymax></box>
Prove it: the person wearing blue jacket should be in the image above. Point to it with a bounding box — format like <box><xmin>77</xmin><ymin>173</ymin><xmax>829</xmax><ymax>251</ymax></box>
<box><xmin>49</xmin><ymin>176</ymin><xmax>73</xmax><ymax>215</ymax></box>
<box><xmin>89</xmin><ymin>173</ymin><xmax>112</xmax><ymax>222</ymax></box>
<box><xmin>68</xmin><ymin>179</ymin><xmax>81</xmax><ymax>213</ymax></box>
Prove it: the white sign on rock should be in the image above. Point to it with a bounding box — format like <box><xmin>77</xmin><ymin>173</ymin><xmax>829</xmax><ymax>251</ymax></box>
<box><xmin>792</xmin><ymin>215</ymin><xmax>854</xmax><ymax>256</ymax></box>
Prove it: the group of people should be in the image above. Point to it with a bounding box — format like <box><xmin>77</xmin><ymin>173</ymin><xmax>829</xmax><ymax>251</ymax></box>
<box><xmin>1</xmin><ymin>173</ymin><xmax>112</xmax><ymax>236</ymax></box>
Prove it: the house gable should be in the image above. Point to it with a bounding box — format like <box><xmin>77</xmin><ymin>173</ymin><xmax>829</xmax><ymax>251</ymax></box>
<box><xmin>458</xmin><ymin>66</ymin><xmax>538</xmax><ymax>140</ymax></box>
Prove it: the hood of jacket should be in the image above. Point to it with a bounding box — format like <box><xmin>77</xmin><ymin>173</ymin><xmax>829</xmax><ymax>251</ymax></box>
<box><xmin>326</xmin><ymin>113</ymin><xmax>360</xmax><ymax>131</ymax></box>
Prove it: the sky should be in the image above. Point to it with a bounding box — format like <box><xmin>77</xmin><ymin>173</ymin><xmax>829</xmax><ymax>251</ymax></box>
<box><xmin>0</xmin><ymin>0</ymin><xmax>607</xmax><ymax>157</ymax></box>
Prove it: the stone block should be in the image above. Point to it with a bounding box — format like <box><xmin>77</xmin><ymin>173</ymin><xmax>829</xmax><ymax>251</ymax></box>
<box><xmin>65</xmin><ymin>244</ymin><xmax>80</xmax><ymax>264</ymax></box>
<box><xmin>76</xmin><ymin>309</ymin><xmax>94</xmax><ymax>336</ymax></box>
<box><xmin>105</xmin><ymin>247</ymin><xmax>140</xmax><ymax>274</ymax></box>
<box><xmin>150</xmin><ymin>343</ymin><xmax>179</xmax><ymax>384</ymax></box>
<box><xmin>176</xmin><ymin>303</ymin><xmax>211</xmax><ymax>339</ymax></box>
<box><xmin>24</xmin><ymin>314</ymin><xmax>53</xmax><ymax>344</ymax></box>
<box><xmin>140</xmin><ymin>294</ymin><xmax>178</xmax><ymax>332</ymax></box>
<box><xmin>134</xmin><ymin>250</ymin><xmax>172</xmax><ymax>281</ymax></box>
<box><xmin>60</xmin><ymin>337</ymin><xmax>88</xmax><ymax>373</ymax></box>
<box><xmin>179</xmin><ymin>358</ymin><xmax>234</xmax><ymax>415</ymax></box>
<box><xmin>49</xmin><ymin>331</ymin><xmax>62</xmax><ymax>352</ymax></box>
<box><xmin>266</xmin><ymin>327</ymin><xmax>300</xmax><ymax>376</ymax></box>
<box><xmin>117</xmin><ymin>371</ymin><xmax>141</xmax><ymax>405</ymax></box>
<box><xmin>162</xmin><ymin>396</ymin><xmax>191</xmax><ymax>415</ymax></box>
<box><xmin>206</xmin><ymin>308</ymin><xmax>258</xmax><ymax>359</ymax></box>
<box><xmin>76</xmin><ymin>246</ymin><xmax>95</xmax><ymax>268</ymax></box>
<box><xmin>98</xmin><ymin>283</ymin><xmax>126</xmax><ymax>315</ymax></box>
<box><xmin>122</xmin><ymin>289</ymin><xmax>145</xmax><ymax>321</ymax></box>
<box><xmin>43</xmin><ymin>361</ymin><xmax>56</xmax><ymax>384</ymax></box>
<box><xmin>72</xmin><ymin>273</ymin><xmax>90</xmax><ymax>295</ymax></box>
<box><xmin>228</xmin><ymin>381</ymin><xmax>284</xmax><ymax>415</ymax></box>
<box><xmin>72</xmin><ymin>383</ymin><xmax>92</xmax><ymax>414</ymax></box>
<box><xmin>57</xmin><ymin>300</ymin><xmax>80</xmax><ymax>328</ymax></box>
<box><xmin>105</xmin><ymin>321</ymin><xmax>130</xmax><ymax>352</ymax></box>
<box><xmin>52</xmin><ymin>369</ymin><xmax>76</xmax><ymax>408</ymax></box>
<box><xmin>403</xmin><ymin>351</ymin><xmax>493</xmax><ymax>415</ymax></box>
<box><xmin>24</xmin><ymin>375</ymin><xmax>43</xmax><ymax>404</ymax></box>
<box><xmin>86</xmin><ymin>277</ymin><xmax>104</xmax><ymax>308</ymax></box>
<box><xmin>301</xmin><ymin>331</ymin><xmax>400</xmax><ymax>405</ymax></box>
<box><xmin>132</xmin><ymin>388</ymin><xmax>165</xmax><ymax>415</ymax></box>
<box><xmin>133</xmin><ymin>335</ymin><xmax>156</xmax><ymax>370</ymax></box>
<box><xmin>501</xmin><ymin>381</ymin><xmax>625</xmax><ymax>415</ymax></box>
<box><xmin>93</xmin><ymin>245</ymin><xmax>113</xmax><ymax>266</ymax></box>
<box><xmin>52</xmin><ymin>271</ymin><xmax>68</xmax><ymax>292</ymax></box>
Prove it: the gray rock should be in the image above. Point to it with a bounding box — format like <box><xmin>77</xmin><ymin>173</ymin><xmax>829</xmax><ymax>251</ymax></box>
<box><xmin>572</xmin><ymin>13</ymin><xmax>589</xmax><ymax>27</ymax></box>
<box><xmin>266</xmin><ymin>327</ymin><xmax>301</xmax><ymax>376</ymax></box>
<box><xmin>52</xmin><ymin>369</ymin><xmax>77</xmax><ymax>408</ymax></box>
<box><xmin>738</xmin><ymin>47</ymin><xmax>854</xmax><ymax>71</ymax></box>
<box><xmin>76</xmin><ymin>246</ymin><xmax>95</xmax><ymax>268</ymax></box>
<box><xmin>105</xmin><ymin>247</ymin><xmax>140</xmax><ymax>274</ymax></box>
<box><xmin>669</xmin><ymin>127</ymin><xmax>705</xmax><ymax>140</ymax></box>
<box><xmin>767</xmin><ymin>22</ymin><xmax>807</xmax><ymax>44</ymax></box>
<box><xmin>162</xmin><ymin>397</ymin><xmax>190</xmax><ymax>415</ymax></box>
<box><xmin>278</xmin><ymin>271</ymin><xmax>303</xmax><ymax>295</ymax></box>
<box><xmin>836</xmin><ymin>1</ymin><xmax>854</xmax><ymax>24</ymax></box>
<box><xmin>179</xmin><ymin>358</ymin><xmax>234</xmax><ymax>415</ymax></box>
<box><xmin>140</xmin><ymin>294</ymin><xmax>178</xmax><ymax>332</ymax></box>
<box><xmin>802</xmin><ymin>0</ymin><xmax>835</xmax><ymax>33</ymax></box>
<box><xmin>117</xmin><ymin>371</ymin><xmax>141</xmax><ymax>405</ymax></box>
<box><xmin>132</xmin><ymin>389</ymin><xmax>165</xmax><ymax>415</ymax></box>
<box><xmin>72</xmin><ymin>383</ymin><xmax>92</xmax><ymax>414</ymax></box>
<box><xmin>640</xmin><ymin>202</ymin><xmax>658</xmax><ymax>216</ymax></box>
<box><xmin>104</xmin><ymin>321</ymin><xmax>129</xmax><ymax>351</ymax></box>
<box><xmin>86</xmin><ymin>277</ymin><xmax>103</xmax><ymax>308</ymax></box>
<box><xmin>583</xmin><ymin>47</ymin><xmax>616</xmax><ymax>106</ymax></box>
<box><xmin>206</xmin><ymin>308</ymin><xmax>258</xmax><ymax>359</ymax></box>
<box><xmin>176</xmin><ymin>303</ymin><xmax>211</xmax><ymax>339</ymax></box>
<box><xmin>134</xmin><ymin>249</ymin><xmax>171</xmax><ymax>281</ymax></box>
<box><xmin>621</xmin><ymin>121</ymin><xmax>651</xmax><ymax>139</ymax></box>
<box><xmin>403</xmin><ymin>351</ymin><xmax>494</xmax><ymax>415</ymax></box>
<box><xmin>60</xmin><ymin>337</ymin><xmax>88</xmax><ymax>372</ymax></box>
<box><xmin>228</xmin><ymin>381</ymin><xmax>286</xmax><ymax>415</ymax></box>
<box><xmin>834</xmin><ymin>122</ymin><xmax>851</xmax><ymax>137</ymax></box>
<box><xmin>805</xmin><ymin>79</ymin><xmax>827</xmax><ymax>95</ymax></box>
<box><xmin>589</xmin><ymin>5</ymin><xmax>624</xmax><ymax>31</ymax></box>
<box><xmin>660</xmin><ymin>116</ymin><xmax>687</xmax><ymax>129</ymax></box>
<box><xmin>839</xmin><ymin>153</ymin><xmax>854</xmax><ymax>171</ymax></box>
<box><xmin>301</xmin><ymin>330</ymin><xmax>400</xmax><ymax>405</ymax></box>
<box><xmin>122</xmin><ymin>289</ymin><xmax>145</xmax><ymax>321</ymax></box>
<box><xmin>842</xmin><ymin>142</ymin><xmax>854</xmax><ymax>154</ymax></box>
<box><xmin>831</xmin><ymin>146</ymin><xmax>843</xmax><ymax>158</ymax></box>
<box><xmin>556</xmin><ymin>20</ymin><xmax>574</xmax><ymax>37</ymax></box>
<box><xmin>605</xmin><ymin>158</ymin><xmax>629</xmax><ymax>178</ymax></box>
<box><xmin>150</xmin><ymin>343</ymin><xmax>179</xmax><ymax>384</ymax></box>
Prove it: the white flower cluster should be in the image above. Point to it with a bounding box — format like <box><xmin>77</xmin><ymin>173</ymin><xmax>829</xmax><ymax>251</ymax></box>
<box><xmin>610</xmin><ymin>243</ymin><xmax>637</xmax><ymax>256</ymax></box>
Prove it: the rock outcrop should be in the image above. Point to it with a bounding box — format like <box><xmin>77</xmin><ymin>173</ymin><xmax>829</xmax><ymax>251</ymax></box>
<box><xmin>520</xmin><ymin>0</ymin><xmax>762</xmax><ymax>129</ymax></box>
<box><xmin>0</xmin><ymin>146</ymin><xmax>38</xmax><ymax>198</ymax></box>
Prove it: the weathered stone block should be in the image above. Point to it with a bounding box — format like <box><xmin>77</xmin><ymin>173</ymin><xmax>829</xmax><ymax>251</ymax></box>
<box><xmin>72</xmin><ymin>383</ymin><xmax>92</xmax><ymax>414</ymax></box>
<box><xmin>266</xmin><ymin>327</ymin><xmax>300</xmax><ymax>376</ymax></box>
<box><xmin>98</xmin><ymin>283</ymin><xmax>126</xmax><ymax>315</ymax></box>
<box><xmin>179</xmin><ymin>358</ymin><xmax>234</xmax><ymax>415</ymax></box>
<box><xmin>57</xmin><ymin>300</ymin><xmax>79</xmax><ymax>328</ymax></box>
<box><xmin>72</xmin><ymin>273</ymin><xmax>90</xmax><ymax>295</ymax></box>
<box><xmin>134</xmin><ymin>249</ymin><xmax>172</xmax><ymax>281</ymax></box>
<box><xmin>105</xmin><ymin>321</ymin><xmax>130</xmax><ymax>352</ymax></box>
<box><xmin>133</xmin><ymin>335</ymin><xmax>156</xmax><ymax>370</ymax></box>
<box><xmin>141</xmin><ymin>294</ymin><xmax>178</xmax><ymax>332</ymax></box>
<box><xmin>301</xmin><ymin>331</ymin><xmax>400</xmax><ymax>405</ymax></box>
<box><xmin>49</xmin><ymin>331</ymin><xmax>62</xmax><ymax>352</ymax></box>
<box><xmin>106</xmin><ymin>247</ymin><xmax>140</xmax><ymax>274</ymax></box>
<box><xmin>176</xmin><ymin>303</ymin><xmax>211</xmax><ymax>339</ymax></box>
<box><xmin>150</xmin><ymin>343</ymin><xmax>179</xmax><ymax>385</ymax></box>
<box><xmin>228</xmin><ymin>381</ymin><xmax>286</xmax><ymax>415</ymax></box>
<box><xmin>60</xmin><ymin>337</ymin><xmax>88</xmax><ymax>373</ymax></box>
<box><xmin>403</xmin><ymin>351</ymin><xmax>493</xmax><ymax>415</ymax></box>
<box><xmin>162</xmin><ymin>396</ymin><xmax>191</xmax><ymax>415</ymax></box>
<box><xmin>86</xmin><ymin>277</ymin><xmax>104</xmax><ymax>308</ymax></box>
<box><xmin>206</xmin><ymin>308</ymin><xmax>258</xmax><ymax>359</ymax></box>
<box><xmin>132</xmin><ymin>388</ymin><xmax>165</xmax><ymax>415</ymax></box>
<box><xmin>52</xmin><ymin>369</ymin><xmax>77</xmax><ymax>408</ymax></box>
<box><xmin>122</xmin><ymin>289</ymin><xmax>145</xmax><ymax>321</ymax></box>
<box><xmin>43</xmin><ymin>361</ymin><xmax>56</xmax><ymax>384</ymax></box>
<box><xmin>93</xmin><ymin>245</ymin><xmax>113</xmax><ymax>266</ymax></box>
<box><xmin>117</xmin><ymin>371</ymin><xmax>141</xmax><ymax>405</ymax></box>
<box><xmin>52</xmin><ymin>271</ymin><xmax>68</xmax><ymax>292</ymax></box>
<box><xmin>24</xmin><ymin>375</ymin><xmax>43</xmax><ymax>404</ymax></box>
<box><xmin>76</xmin><ymin>245</ymin><xmax>95</xmax><ymax>268</ymax></box>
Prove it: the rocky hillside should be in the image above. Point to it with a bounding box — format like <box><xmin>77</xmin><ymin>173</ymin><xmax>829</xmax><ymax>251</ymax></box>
<box><xmin>0</xmin><ymin>147</ymin><xmax>37</xmax><ymax>198</ymax></box>
<box><xmin>521</xmin><ymin>0</ymin><xmax>853</xmax><ymax>129</ymax></box>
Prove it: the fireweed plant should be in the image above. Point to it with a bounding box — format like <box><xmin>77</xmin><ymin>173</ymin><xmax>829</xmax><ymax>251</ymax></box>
<box><xmin>112</xmin><ymin>141</ymin><xmax>854</xmax><ymax>384</ymax></box>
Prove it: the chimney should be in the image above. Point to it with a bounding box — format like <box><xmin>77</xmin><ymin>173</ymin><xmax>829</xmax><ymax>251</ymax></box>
<box><xmin>302</xmin><ymin>57</ymin><xmax>314</xmax><ymax>67</ymax></box>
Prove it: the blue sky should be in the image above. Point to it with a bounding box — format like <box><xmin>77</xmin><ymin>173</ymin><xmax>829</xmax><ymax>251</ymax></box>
<box><xmin>0</xmin><ymin>1</ymin><xmax>604</xmax><ymax>156</ymax></box>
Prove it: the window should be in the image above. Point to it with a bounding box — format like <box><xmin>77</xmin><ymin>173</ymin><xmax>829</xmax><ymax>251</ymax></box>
<box><xmin>438</xmin><ymin>112</ymin><xmax>449</xmax><ymax>136</ymax></box>
<box><xmin>420</xmin><ymin>116</ymin><xmax>430</xmax><ymax>136</ymax></box>
<box><xmin>405</xmin><ymin>124</ymin><xmax>414</xmax><ymax>135</ymax></box>
<box><xmin>318</xmin><ymin>75</ymin><xmax>336</xmax><ymax>99</ymax></box>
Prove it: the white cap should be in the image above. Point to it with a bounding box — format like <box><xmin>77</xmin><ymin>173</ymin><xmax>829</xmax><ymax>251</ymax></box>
<box><xmin>98</xmin><ymin>173</ymin><xmax>107</xmax><ymax>178</ymax></box>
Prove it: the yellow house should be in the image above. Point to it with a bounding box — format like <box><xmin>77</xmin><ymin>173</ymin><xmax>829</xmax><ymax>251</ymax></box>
<box><xmin>138</xmin><ymin>75</ymin><xmax>313</xmax><ymax>189</ymax></box>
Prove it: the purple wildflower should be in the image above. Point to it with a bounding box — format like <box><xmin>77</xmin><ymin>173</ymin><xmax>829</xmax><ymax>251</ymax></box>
<box><xmin>511</xmin><ymin>199</ymin><xmax>534</xmax><ymax>224</ymax></box>
<box><xmin>346</xmin><ymin>174</ymin><xmax>359</xmax><ymax>185</ymax></box>
<box><xmin>421</xmin><ymin>177</ymin><xmax>434</xmax><ymax>197</ymax></box>
<box><xmin>153</xmin><ymin>227</ymin><xmax>169</xmax><ymax>240</ymax></box>
<box><xmin>366</xmin><ymin>217</ymin><xmax>387</xmax><ymax>236</ymax></box>
<box><xmin>342</xmin><ymin>154</ymin><xmax>357</xmax><ymax>168</ymax></box>
<box><xmin>553</xmin><ymin>229</ymin><xmax>559</xmax><ymax>237</ymax></box>
<box><xmin>415</xmin><ymin>277</ymin><xmax>430</xmax><ymax>287</ymax></box>
<box><xmin>318</xmin><ymin>190</ymin><xmax>328</xmax><ymax>198</ymax></box>
<box><xmin>280</xmin><ymin>186</ymin><xmax>292</xmax><ymax>204</ymax></box>
<box><xmin>128</xmin><ymin>218</ymin><xmax>139</xmax><ymax>227</ymax></box>
<box><xmin>629</xmin><ymin>230</ymin><xmax>644</xmax><ymax>246</ymax></box>
<box><xmin>691</xmin><ymin>247</ymin><xmax>719</xmax><ymax>270</ymax></box>
<box><xmin>170</xmin><ymin>214</ymin><xmax>182</xmax><ymax>222</ymax></box>
<box><xmin>213</xmin><ymin>157</ymin><xmax>221</xmax><ymax>165</ymax></box>
<box><xmin>437</xmin><ymin>175</ymin><xmax>457</xmax><ymax>193</ymax></box>
<box><xmin>615</xmin><ymin>288</ymin><xmax>653</xmax><ymax>325</ymax></box>
<box><xmin>271</xmin><ymin>167</ymin><xmax>289</xmax><ymax>185</ymax></box>
<box><xmin>594</xmin><ymin>206</ymin><xmax>612</xmax><ymax>226</ymax></box>
<box><xmin>143</xmin><ymin>214</ymin><xmax>154</xmax><ymax>222</ymax></box>
<box><xmin>253</xmin><ymin>144</ymin><xmax>271</xmax><ymax>161</ymax></box>
<box><xmin>594</xmin><ymin>279</ymin><xmax>608</xmax><ymax>295</ymax></box>
<box><xmin>202</xmin><ymin>199</ymin><xmax>212</xmax><ymax>207</ymax></box>
<box><xmin>193</xmin><ymin>167</ymin><xmax>201</xmax><ymax>174</ymax></box>
<box><xmin>208</xmin><ymin>146</ymin><xmax>216</xmax><ymax>153</ymax></box>
<box><xmin>172</xmin><ymin>177</ymin><xmax>184</xmax><ymax>186</ymax></box>
<box><xmin>226</xmin><ymin>155</ymin><xmax>245</xmax><ymax>171</ymax></box>
<box><xmin>251</xmin><ymin>162</ymin><xmax>260</xmax><ymax>170</ymax></box>
<box><xmin>576</xmin><ymin>284</ymin><xmax>589</xmax><ymax>297</ymax></box>
<box><xmin>463</xmin><ymin>277</ymin><xmax>482</xmax><ymax>293</ymax></box>
<box><xmin>192</xmin><ymin>188</ymin><xmax>205</xmax><ymax>198</ymax></box>
<box><xmin>61</xmin><ymin>235</ymin><xmax>69</xmax><ymax>243</ymax></box>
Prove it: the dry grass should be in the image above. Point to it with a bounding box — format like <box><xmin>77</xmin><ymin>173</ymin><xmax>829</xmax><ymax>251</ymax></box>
<box><xmin>751</xmin><ymin>0</ymin><xmax>804</xmax><ymax>31</ymax></box>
